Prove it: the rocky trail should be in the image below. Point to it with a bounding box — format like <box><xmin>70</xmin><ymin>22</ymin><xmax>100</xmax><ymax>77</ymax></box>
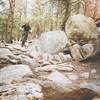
<box><xmin>0</xmin><ymin>40</ymin><xmax>100</xmax><ymax>100</ymax></box>
<box><xmin>0</xmin><ymin>14</ymin><xmax>100</xmax><ymax>100</ymax></box>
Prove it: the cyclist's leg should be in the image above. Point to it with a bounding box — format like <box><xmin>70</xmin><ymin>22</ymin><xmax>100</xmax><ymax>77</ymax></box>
<box><xmin>21</xmin><ymin>32</ymin><xmax>26</xmax><ymax>47</ymax></box>
<box><xmin>21</xmin><ymin>32</ymin><xmax>28</xmax><ymax>47</ymax></box>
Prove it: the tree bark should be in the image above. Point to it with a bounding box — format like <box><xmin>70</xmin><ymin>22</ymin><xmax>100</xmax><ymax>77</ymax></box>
<box><xmin>61</xmin><ymin>1</ymin><xmax>70</xmax><ymax>31</ymax></box>
<box><xmin>6</xmin><ymin>0</ymin><xmax>15</xmax><ymax>43</ymax></box>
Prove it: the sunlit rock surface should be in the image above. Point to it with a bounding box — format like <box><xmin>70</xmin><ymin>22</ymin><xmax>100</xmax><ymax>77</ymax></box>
<box><xmin>0</xmin><ymin>64</ymin><xmax>33</xmax><ymax>83</ymax></box>
<box><xmin>26</xmin><ymin>39</ymin><xmax>41</xmax><ymax>58</ymax></box>
<box><xmin>0</xmin><ymin>29</ymin><xmax>100</xmax><ymax>100</ymax></box>
<box><xmin>80</xmin><ymin>82</ymin><xmax>100</xmax><ymax>93</ymax></box>
<box><xmin>0</xmin><ymin>82</ymin><xmax>43</xmax><ymax>100</ymax></box>
<box><xmin>0</xmin><ymin>48</ymin><xmax>13</xmax><ymax>56</ymax></box>
<box><xmin>65</xmin><ymin>14</ymin><xmax>98</xmax><ymax>43</ymax></box>
<box><xmin>70</xmin><ymin>44</ymin><xmax>83</xmax><ymax>61</ymax></box>
<box><xmin>47</xmin><ymin>71</ymin><xmax>72</xmax><ymax>85</ymax></box>
<box><xmin>38</xmin><ymin>31</ymin><xmax>69</xmax><ymax>53</ymax></box>
<box><xmin>27</xmin><ymin>31</ymin><xmax>69</xmax><ymax>55</ymax></box>
<box><xmin>70</xmin><ymin>43</ymin><xmax>94</xmax><ymax>61</ymax></box>
<box><xmin>0</xmin><ymin>48</ymin><xmax>21</xmax><ymax>64</ymax></box>
<box><xmin>80</xmin><ymin>72</ymin><xmax>90</xmax><ymax>79</ymax></box>
<box><xmin>81</xmin><ymin>43</ymin><xmax>94</xmax><ymax>58</ymax></box>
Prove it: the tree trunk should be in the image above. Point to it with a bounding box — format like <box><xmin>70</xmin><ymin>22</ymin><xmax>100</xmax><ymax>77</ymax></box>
<box><xmin>24</xmin><ymin>0</ymin><xmax>27</xmax><ymax>21</ymax></box>
<box><xmin>61</xmin><ymin>1</ymin><xmax>70</xmax><ymax>31</ymax></box>
<box><xmin>6</xmin><ymin>0</ymin><xmax>15</xmax><ymax>43</ymax></box>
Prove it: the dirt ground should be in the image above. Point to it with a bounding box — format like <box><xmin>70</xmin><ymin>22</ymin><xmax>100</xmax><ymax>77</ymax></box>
<box><xmin>0</xmin><ymin>50</ymin><xmax>100</xmax><ymax>100</ymax></box>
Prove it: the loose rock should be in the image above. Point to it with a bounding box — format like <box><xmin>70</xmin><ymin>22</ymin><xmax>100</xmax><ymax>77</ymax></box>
<box><xmin>80</xmin><ymin>72</ymin><xmax>90</xmax><ymax>79</ymax></box>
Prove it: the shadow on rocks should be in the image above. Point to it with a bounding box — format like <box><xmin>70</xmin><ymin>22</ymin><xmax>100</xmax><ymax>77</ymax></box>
<box><xmin>42</xmin><ymin>87</ymin><xmax>100</xmax><ymax>100</ymax></box>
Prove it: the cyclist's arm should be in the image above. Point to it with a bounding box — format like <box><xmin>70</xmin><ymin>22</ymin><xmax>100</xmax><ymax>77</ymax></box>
<box><xmin>29</xmin><ymin>29</ymin><xmax>32</xmax><ymax>33</ymax></box>
<box><xmin>20</xmin><ymin>27</ymin><xmax>24</xmax><ymax>31</ymax></box>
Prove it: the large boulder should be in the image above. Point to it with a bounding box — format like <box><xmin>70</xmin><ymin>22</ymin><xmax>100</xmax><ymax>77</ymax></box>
<box><xmin>26</xmin><ymin>39</ymin><xmax>41</xmax><ymax>58</ymax></box>
<box><xmin>37</xmin><ymin>31</ymin><xmax>69</xmax><ymax>53</ymax></box>
<box><xmin>65</xmin><ymin>14</ymin><xmax>98</xmax><ymax>44</ymax></box>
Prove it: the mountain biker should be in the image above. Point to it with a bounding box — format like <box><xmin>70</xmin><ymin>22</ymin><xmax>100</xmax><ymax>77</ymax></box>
<box><xmin>20</xmin><ymin>23</ymin><xmax>32</xmax><ymax>47</ymax></box>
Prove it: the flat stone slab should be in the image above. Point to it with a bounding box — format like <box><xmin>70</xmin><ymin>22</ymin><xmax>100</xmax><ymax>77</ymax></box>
<box><xmin>47</xmin><ymin>71</ymin><xmax>72</xmax><ymax>85</ymax></box>
<box><xmin>0</xmin><ymin>48</ymin><xmax>13</xmax><ymax>56</ymax></box>
<box><xmin>80</xmin><ymin>82</ymin><xmax>100</xmax><ymax>93</ymax></box>
<box><xmin>0</xmin><ymin>64</ymin><xmax>33</xmax><ymax>83</ymax></box>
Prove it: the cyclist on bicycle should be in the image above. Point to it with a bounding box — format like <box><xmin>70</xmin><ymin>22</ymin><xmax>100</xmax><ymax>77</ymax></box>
<box><xmin>20</xmin><ymin>23</ymin><xmax>32</xmax><ymax>47</ymax></box>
